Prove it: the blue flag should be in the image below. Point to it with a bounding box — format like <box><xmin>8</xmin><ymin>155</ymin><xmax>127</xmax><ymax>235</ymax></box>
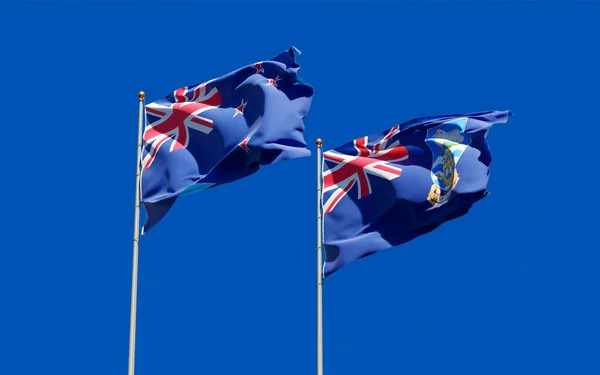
<box><xmin>141</xmin><ymin>47</ymin><xmax>313</xmax><ymax>234</ymax></box>
<box><xmin>321</xmin><ymin>110</ymin><xmax>512</xmax><ymax>277</ymax></box>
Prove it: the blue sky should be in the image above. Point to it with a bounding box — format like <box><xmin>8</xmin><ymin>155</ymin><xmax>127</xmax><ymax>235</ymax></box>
<box><xmin>1</xmin><ymin>1</ymin><xmax>598</xmax><ymax>374</ymax></box>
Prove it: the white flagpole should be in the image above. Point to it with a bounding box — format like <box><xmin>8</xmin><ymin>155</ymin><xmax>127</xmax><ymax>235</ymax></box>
<box><xmin>128</xmin><ymin>91</ymin><xmax>145</xmax><ymax>375</ymax></box>
<box><xmin>316</xmin><ymin>138</ymin><xmax>324</xmax><ymax>375</ymax></box>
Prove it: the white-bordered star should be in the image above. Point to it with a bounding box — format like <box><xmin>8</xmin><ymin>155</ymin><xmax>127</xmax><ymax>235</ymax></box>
<box><xmin>252</xmin><ymin>62</ymin><xmax>264</xmax><ymax>73</ymax></box>
<box><xmin>233</xmin><ymin>100</ymin><xmax>247</xmax><ymax>118</ymax></box>
<box><xmin>266</xmin><ymin>75</ymin><xmax>281</xmax><ymax>86</ymax></box>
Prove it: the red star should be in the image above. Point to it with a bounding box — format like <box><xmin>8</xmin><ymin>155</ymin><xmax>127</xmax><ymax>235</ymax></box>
<box><xmin>239</xmin><ymin>136</ymin><xmax>251</xmax><ymax>153</ymax></box>
<box><xmin>233</xmin><ymin>100</ymin><xmax>247</xmax><ymax>118</ymax></box>
<box><xmin>252</xmin><ymin>62</ymin><xmax>264</xmax><ymax>73</ymax></box>
<box><xmin>266</xmin><ymin>75</ymin><xmax>281</xmax><ymax>86</ymax></box>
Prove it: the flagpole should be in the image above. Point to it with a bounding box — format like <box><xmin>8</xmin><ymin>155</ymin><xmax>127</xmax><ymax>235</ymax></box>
<box><xmin>128</xmin><ymin>91</ymin><xmax>145</xmax><ymax>375</ymax></box>
<box><xmin>316</xmin><ymin>138</ymin><xmax>324</xmax><ymax>375</ymax></box>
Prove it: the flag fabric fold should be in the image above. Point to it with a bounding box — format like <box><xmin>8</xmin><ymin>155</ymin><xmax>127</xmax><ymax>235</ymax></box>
<box><xmin>321</xmin><ymin>110</ymin><xmax>512</xmax><ymax>277</ymax></box>
<box><xmin>141</xmin><ymin>47</ymin><xmax>314</xmax><ymax>234</ymax></box>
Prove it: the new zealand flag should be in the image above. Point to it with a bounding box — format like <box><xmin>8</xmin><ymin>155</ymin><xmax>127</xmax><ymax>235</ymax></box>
<box><xmin>321</xmin><ymin>110</ymin><xmax>512</xmax><ymax>277</ymax></box>
<box><xmin>141</xmin><ymin>47</ymin><xmax>313</xmax><ymax>234</ymax></box>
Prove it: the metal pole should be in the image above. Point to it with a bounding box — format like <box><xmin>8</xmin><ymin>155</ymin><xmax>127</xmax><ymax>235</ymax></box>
<box><xmin>128</xmin><ymin>91</ymin><xmax>145</xmax><ymax>375</ymax></box>
<box><xmin>316</xmin><ymin>138</ymin><xmax>324</xmax><ymax>375</ymax></box>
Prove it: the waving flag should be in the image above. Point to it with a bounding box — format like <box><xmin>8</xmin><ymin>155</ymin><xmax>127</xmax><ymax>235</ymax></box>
<box><xmin>141</xmin><ymin>47</ymin><xmax>314</xmax><ymax>233</ymax></box>
<box><xmin>322</xmin><ymin>110</ymin><xmax>512</xmax><ymax>277</ymax></box>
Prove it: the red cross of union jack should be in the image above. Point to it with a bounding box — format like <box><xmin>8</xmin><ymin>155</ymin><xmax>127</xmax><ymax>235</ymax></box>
<box><xmin>142</xmin><ymin>82</ymin><xmax>222</xmax><ymax>170</ymax></box>
<box><xmin>322</xmin><ymin>125</ymin><xmax>409</xmax><ymax>214</ymax></box>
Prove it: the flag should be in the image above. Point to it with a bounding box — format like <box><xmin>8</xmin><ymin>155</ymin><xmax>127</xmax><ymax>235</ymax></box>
<box><xmin>321</xmin><ymin>110</ymin><xmax>512</xmax><ymax>277</ymax></box>
<box><xmin>141</xmin><ymin>47</ymin><xmax>313</xmax><ymax>234</ymax></box>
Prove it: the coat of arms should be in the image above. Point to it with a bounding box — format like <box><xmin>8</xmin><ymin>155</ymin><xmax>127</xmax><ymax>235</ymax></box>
<box><xmin>425</xmin><ymin>118</ymin><xmax>471</xmax><ymax>206</ymax></box>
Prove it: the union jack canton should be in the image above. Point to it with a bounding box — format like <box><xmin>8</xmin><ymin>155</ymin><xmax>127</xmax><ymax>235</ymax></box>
<box><xmin>141</xmin><ymin>47</ymin><xmax>314</xmax><ymax>234</ymax></box>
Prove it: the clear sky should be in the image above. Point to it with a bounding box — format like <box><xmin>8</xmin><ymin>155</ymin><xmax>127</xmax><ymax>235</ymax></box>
<box><xmin>1</xmin><ymin>1</ymin><xmax>598</xmax><ymax>374</ymax></box>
